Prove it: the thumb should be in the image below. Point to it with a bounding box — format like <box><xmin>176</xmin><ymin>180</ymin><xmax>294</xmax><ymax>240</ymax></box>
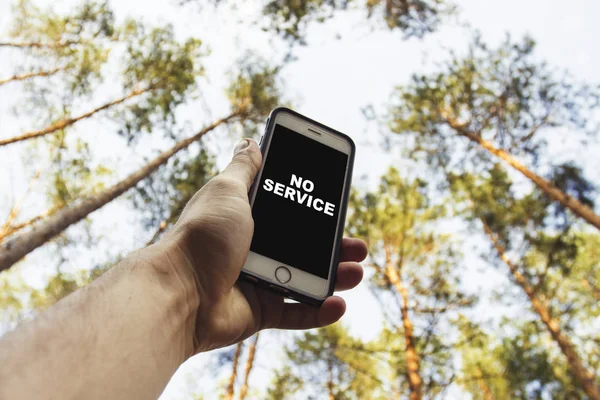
<box><xmin>219</xmin><ymin>138</ymin><xmax>262</xmax><ymax>191</ymax></box>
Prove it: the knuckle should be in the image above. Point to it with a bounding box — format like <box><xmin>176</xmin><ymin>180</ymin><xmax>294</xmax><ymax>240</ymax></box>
<box><xmin>206</xmin><ymin>176</ymin><xmax>245</xmax><ymax>196</ymax></box>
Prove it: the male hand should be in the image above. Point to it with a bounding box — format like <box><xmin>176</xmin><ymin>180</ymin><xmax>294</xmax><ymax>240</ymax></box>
<box><xmin>159</xmin><ymin>138</ymin><xmax>366</xmax><ymax>352</ymax></box>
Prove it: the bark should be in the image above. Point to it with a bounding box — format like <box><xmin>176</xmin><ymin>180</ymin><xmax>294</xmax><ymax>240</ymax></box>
<box><xmin>0</xmin><ymin>112</ymin><xmax>238</xmax><ymax>272</ymax></box>
<box><xmin>476</xmin><ymin>367</ymin><xmax>494</xmax><ymax>400</ymax></box>
<box><xmin>0</xmin><ymin>40</ymin><xmax>79</xmax><ymax>49</ymax></box>
<box><xmin>0</xmin><ymin>208</ymin><xmax>55</xmax><ymax>242</ymax></box>
<box><xmin>238</xmin><ymin>333</ymin><xmax>259</xmax><ymax>400</ymax></box>
<box><xmin>224</xmin><ymin>342</ymin><xmax>244</xmax><ymax>400</ymax></box>
<box><xmin>480</xmin><ymin>217</ymin><xmax>600</xmax><ymax>400</ymax></box>
<box><xmin>0</xmin><ymin>67</ymin><xmax>64</xmax><ymax>87</ymax></box>
<box><xmin>327</xmin><ymin>355</ymin><xmax>335</xmax><ymax>400</ymax></box>
<box><xmin>383</xmin><ymin>251</ymin><xmax>423</xmax><ymax>400</ymax></box>
<box><xmin>444</xmin><ymin>115</ymin><xmax>600</xmax><ymax>231</ymax></box>
<box><xmin>0</xmin><ymin>87</ymin><xmax>150</xmax><ymax>147</ymax></box>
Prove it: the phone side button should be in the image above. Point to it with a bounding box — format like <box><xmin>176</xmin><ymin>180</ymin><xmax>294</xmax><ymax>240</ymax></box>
<box><xmin>258</xmin><ymin>135</ymin><xmax>263</xmax><ymax>145</ymax></box>
<box><xmin>269</xmin><ymin>284</ymin><xmax>289</xmax><ymax>293</ymax></box>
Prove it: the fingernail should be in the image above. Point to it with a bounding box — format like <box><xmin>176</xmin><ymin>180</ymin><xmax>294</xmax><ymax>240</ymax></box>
<box><xmin>234</xmin><ymin>139</ymin><xmax>249</xmax><ymax>154</ymax></box>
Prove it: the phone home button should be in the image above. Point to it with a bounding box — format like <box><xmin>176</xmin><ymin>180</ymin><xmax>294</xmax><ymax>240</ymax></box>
<box><xmin>275</xmin><ymin>266</ymin><xmax>291</xmax><ymax>284</ymax></box>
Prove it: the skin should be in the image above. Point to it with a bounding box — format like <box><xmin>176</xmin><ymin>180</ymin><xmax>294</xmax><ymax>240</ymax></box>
<box><xmin>0</xmin><ymin>138</ymin><xmax>367</xmax><ymax>399</ymax></box>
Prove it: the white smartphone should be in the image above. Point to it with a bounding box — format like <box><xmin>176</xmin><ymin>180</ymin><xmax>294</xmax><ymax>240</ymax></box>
<box><xmin>240</xmin><ymin>107</ymin><xmax>355</xmax><ymax>306</ymax></box>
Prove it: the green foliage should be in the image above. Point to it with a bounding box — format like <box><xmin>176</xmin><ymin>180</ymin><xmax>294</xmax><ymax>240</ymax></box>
<box><xmin>459</xmin><ymin>320</ymin><xmax>586</xmax><ymax>399</ymax></box>
<box><xmin>348</xmin><ymin>167</ymin><xmax>474</xmax><ymax>394</ymax></box>
<box><xmin>46</xmin><ymin>134</ymin><xmax>114</xmax><ymax>209</ymax></box>
<box><xmin>262</xmin><ymin>0</ymin><xmax>454</xmax><ymax>44</ymax></box>
<box><xmin>389</xmin><ymin>34</ymin><xmax>599</xmax><ymax>170</ymax></box>
<box><xmin>281</xmin><ymin>324</ymin><xmax>384</xmax><ymax>399</ymax></box>
<box><xmin>266</xmin><ymin>366</ymin><xmax>303</xmax><ymax>400</ymax></box>
<box><xmin>132</xmin><ymin>146</ymin><xmax>216</xmax><ymax>236</ymax></box>
<box><xmin>117</xmin><ymin>20</ymin><xmax>206</xmax><ymax>139</ymax></box>
<box><xmin>451</xmin><ymin>166</ymin><xmax>600</xmax><ymax>390</ymax></box>
<box><xmin>227</xmin><ymin>60</ymin><xmax>283</xmax><ymax>122</ymax></box>
<box><xmin>7</xmin><ymin>0</ymin><xmax>115</xmax><ymax>97</ymax></box>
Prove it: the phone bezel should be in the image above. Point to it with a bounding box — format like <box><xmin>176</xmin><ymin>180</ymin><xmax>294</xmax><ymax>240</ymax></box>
<box><xmin>240</xmin><ymin>108</ymin><xmax>355</xmax><ymax>304</ymax></box>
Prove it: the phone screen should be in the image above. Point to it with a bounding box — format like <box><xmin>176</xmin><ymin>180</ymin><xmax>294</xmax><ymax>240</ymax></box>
<box><xmin>250</xmin><ymin>123</ymin><xmax>349</xmax><ymax>279</ymax></box>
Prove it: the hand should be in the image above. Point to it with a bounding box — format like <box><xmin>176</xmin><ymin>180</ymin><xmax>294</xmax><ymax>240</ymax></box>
<box><xmin>160</xmin><ymin>138</ymin><xmax>367</xmax><ymax>352</ymax></box>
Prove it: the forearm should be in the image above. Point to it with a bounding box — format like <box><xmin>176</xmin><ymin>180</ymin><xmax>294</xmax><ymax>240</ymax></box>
<box><xmin>0</xmin><ymin>241</ymin><xmax>200</xmax><ymax>400</ymax></box>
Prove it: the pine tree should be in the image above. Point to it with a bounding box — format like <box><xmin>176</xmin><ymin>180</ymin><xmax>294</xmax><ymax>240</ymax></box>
<box><xmin>0</xmin><ymin>64</ymin><xmax>282</xmax><ymax>272</ymax></box>
<box><xmin>261</xmin><ymin>0</ymin><xmax>455</xmax><ymax>44</ymax></box>
<box><xmin>388</xmin><ymin>34</ymin><xmax>600</xmax><ymax>230</ymax></box>
<box><xmin>0</xmin><ymin>0</ymin><xmax>115</xmax><ymax>92</ymax></box>
<box><xmin>458</xmin><ymin>318</ymin><xmax>586</xmax><ymax>399</ymax></box>
<box><xmin>238</xmin><ymin>333</ymin><xmax>260</xmax><ymax>400</ymax></box>
<box><xmin>347</xmin><ymin>167</ymin><xmax>474</xmax><ymax>399</ymax></box>
<box><xmin>281</xmin><ymin>324</ymin><xmax>383</xmax><ymax>399</ymax></box>
<box><xmin>1</xmin><ymin>12</ymin><xmax>204</xmax><ymax>147</ymax></box>
<box><xmin>451</xmin><ymin>165</ymin><xmax>600</xmax><ymax>399</ymax></box>
<box><xmin>224</xmin><ymin>342</ymin><xmax>244</xmax><ymax>400</ymax></box>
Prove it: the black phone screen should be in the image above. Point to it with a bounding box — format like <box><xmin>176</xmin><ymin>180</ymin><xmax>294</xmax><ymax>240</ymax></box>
<box><xmin>250</xmin><ymin>123</ymin><xmax>349</xmax><ymax>279</ymax></box>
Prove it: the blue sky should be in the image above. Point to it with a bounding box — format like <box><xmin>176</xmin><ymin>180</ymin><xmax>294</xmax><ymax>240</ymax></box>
<box><xmin>1</xmin><ymin>0</ymin><xmax>599</xmax><ymax>398</ymax></box>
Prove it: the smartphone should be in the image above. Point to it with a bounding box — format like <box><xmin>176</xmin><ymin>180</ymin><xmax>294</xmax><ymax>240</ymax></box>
<box><xmin>240</xmin><ymin>107</ymin><xmax>355</xmax><ymax>307</ymax></box>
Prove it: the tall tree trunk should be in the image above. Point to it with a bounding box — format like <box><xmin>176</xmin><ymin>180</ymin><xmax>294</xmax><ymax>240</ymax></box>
<box><xmin>384</xmin><ymin>260</ymin><xmax>423</xmax><ymax>400</ymax></box>
<box><xmin>238</xmin><ymin>333</ymin><xmax>260</xmax><ymax>400</ymax></box>
<box><xmin>0</xmin><ymin>208</ymin><xmax>56</xmax><ymax>242</ymax></box>
<box><xmin>480</xmin><ymin>217</ymin><xmax>600</xmax><ymax>400</ymax></box>
<box><xmin>0</xmin><ymin>67</ymin><xmax>64</xmax><ymax>87</ymax></box>
<box><xmin>445</xmin><ymin>115</ymin><xmax>600</xmax><ymax>230</ymax></box>
<box><xmin>475</xmin><ymin>367</ymin><xmax>494</xmax><ymax>400</ymax></box>
<box><xmin>0</xmin><ymin>112</ymin><xmax>239</xmax><ymax>272</ymax></box>
<box><xmin>225</xmin><ymin>342</ymin><xmax>244</xmax><ymax>400</ymax></box>
<box><xmin>0</xmin><ymin>87</ymin><xmax>150</xmax><ymax>147</ymax></box>
<box><xmin>327</xmin><ymin>355</ymin><xmax>335</xmax><ymax>400</ymax></box>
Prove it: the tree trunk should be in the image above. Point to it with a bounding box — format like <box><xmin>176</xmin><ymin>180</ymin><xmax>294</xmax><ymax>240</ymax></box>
<box><xmin>238</xmin><ymin>333</ymin><xmax>260</xmax><ymax>400</ymax></box>
<box><xmin>0</xmin><ymin>112</ymin><xmax>238</xmax><ymax>272</ymax></box>
<box><xmin>0</xmin><ymin>67</ymin><xmax>64</xmax><ymax>87</ymax></box>
<box><xmin>224</xmin><ymin>342</ymin><xmax>244</xmax><ymax>400</ymax></box>
<box><xmin>480</xmin><ymin>217</ymin><xmax>600</xmax><ymax>400</ymax></box>
<box><xmin>0</xmin><ymin>87</ymin><xmax>150</xmax><ymax>147</ymax></box>
<box><xmin>449</xmin><ymin>121</ymin><xmax>600</xmax><ymax>231</ymax></box>
<box><xmin>0</xmin><ymin>41</ymin><xmax>77</xmax><ymax>49</ymax></box>
<box><xmin>475</xmin><ymin>367</ymin><xmax>494</xmax><ymax>400</ymax></box>
<box><xmin>0</xmin><ymin>208</ymin><xmax>55</xmax><ymax>242</ymax></box>
<box><xmin>384</xmin><ymin>261</ymin><xmax>423</xmax><ymax>400</ymax></box>
<box><xmin>327</xmin><ymin>355</ymin><xmax>335</xmax><ymax>400</ymax></box>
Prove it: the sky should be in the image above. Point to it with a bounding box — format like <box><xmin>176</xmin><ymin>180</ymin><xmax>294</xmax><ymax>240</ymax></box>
<box><xmin>1</xmin><ymin>0</ymin><xmax>599</xmax><ymax>398</ymax></box>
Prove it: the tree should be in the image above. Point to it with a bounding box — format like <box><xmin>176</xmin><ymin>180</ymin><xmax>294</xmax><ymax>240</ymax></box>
<box><xmin>0</xmin><ymin>0</ymin><xmax>115</xmax><ymax>92</ymax></box>
<box><xmin>0</xmin><ymin>13</ymin><xmax>205</xmax><ymax>147</ymax></box>
<box><xmin>388</xmin><ymin>34</ymin><xmax>600</xmax><ymax>230</ymax></box>
<box><xmin>261</xmin><ymin>0</ymin><xmax>454</xmax><ymax>45</ymax></box>
<box><xmin>281</xmin><ymin>323</ymin><xmax>383</xmax><ymax>399</ymax></box>
<box><xmin>458</xmin><ymin>319</ymin><xmax>585</xmax><ymax>399</ymax></box>
<box><xmin>348</xmin><ymin>167</ymin><xmax>474</xmax><ymax>399</ymax></box>
<box><xmin>0</xmin><ymin>113</ymin><xmax>234</xmax><ymax>272</ymax></box>
<box><xmin>265</xmin><ymin>365</ymin><xmax>303</xmax><ymax>400</ymax></box>
<box><xmin>133</xmin><ymin>146</ymin><xmax>216</xmax><ymax>245</ymax></box>
<box><xmin>0</xmin><ymin>63</ymin><xmax>282</xmax><ymax>271</ymax></box>
<box><xmin>451</xmin><ymin>165</ymin><xmax>600</xmax><ymax>399</ymax></box>
<box><xmin>224</xmin><ymin>342</ymin><xmax>244</xmax><ymax>400</ymax></box>
<box><xmin>238</xmin><ymin>333</ymin><xmax>260</xmax><ymax>400</ymax></box>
